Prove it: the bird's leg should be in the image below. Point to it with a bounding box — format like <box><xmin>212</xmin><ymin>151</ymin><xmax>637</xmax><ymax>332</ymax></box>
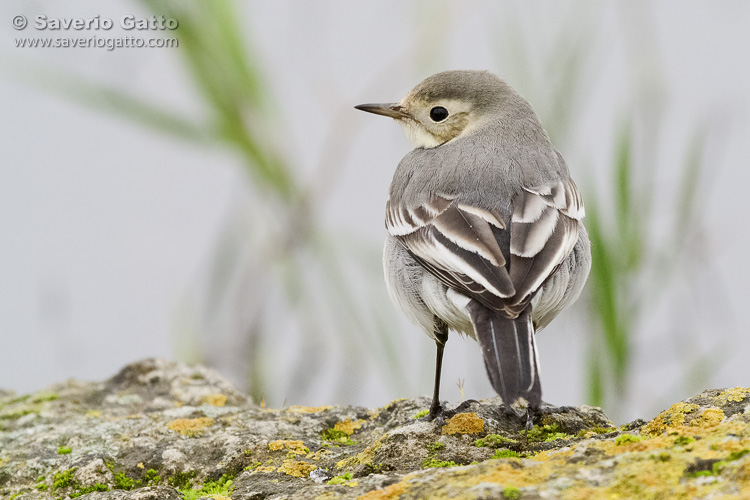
<box><xmin>426</xmin><ymin>321</ymin><xmax>449</xmax><ymax>422</ymax></box>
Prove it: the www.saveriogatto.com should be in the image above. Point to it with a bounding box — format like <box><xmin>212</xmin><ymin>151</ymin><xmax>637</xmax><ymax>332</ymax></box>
<box><xmin>11</xmin><ymin>14</ymin><xmax>179</xmax><ymax>51</ymax></box>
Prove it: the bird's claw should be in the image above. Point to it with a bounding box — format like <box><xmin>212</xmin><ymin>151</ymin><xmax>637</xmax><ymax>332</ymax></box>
<box><xmin>443</xmin><ymin>399</ymin><xmax>479</xmax><ymax>419</ymax></box>
<box><xmin>419</xmin><ymin>399</ymin><xmax>480</xmax><ymax>426</ymax></box>
<box><xmin>525</xmin><ymin>403</ymin><xmax>577</xmax><ymax>429</ymax></box>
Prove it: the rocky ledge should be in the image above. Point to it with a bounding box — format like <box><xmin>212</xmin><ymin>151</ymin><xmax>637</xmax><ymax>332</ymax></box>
<box><xmin>1</xmin><ymin>359</ymin><xmax>748</xmax><ymax>499</ymax></box>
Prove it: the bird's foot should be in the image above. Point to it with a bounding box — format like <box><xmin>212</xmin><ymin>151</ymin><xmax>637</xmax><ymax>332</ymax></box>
<box><xmin>525</xmin><ymin>403</ymin><xmax>577</xmax><ymax>430</ymax></box>
<box><xmin>443</xmin><ymin>399</ymin><xmax>479</xmax><ymax>419</ymax></box>
<box><xmin>418</xmin><ymin>401</ymin><xmax>447</xmax><ymax>425</ymax></box>
<box><xmin>419</xmin><ymin>399</ymin><xmax>480</xmax><ymax>426</ymax></box>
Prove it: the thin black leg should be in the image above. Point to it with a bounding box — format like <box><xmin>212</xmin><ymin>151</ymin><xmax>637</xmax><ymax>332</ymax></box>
<box><xmin>428</xmin><ymin>321</ymin><xmax>449</xmax><ymax>420</ymax></box>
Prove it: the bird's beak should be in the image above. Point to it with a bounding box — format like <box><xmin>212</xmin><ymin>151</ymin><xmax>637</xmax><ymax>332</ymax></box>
<box><xmin>354</xmin><ymin>102</ymin><xmax>409</xmax><ymax>120</ymax></box>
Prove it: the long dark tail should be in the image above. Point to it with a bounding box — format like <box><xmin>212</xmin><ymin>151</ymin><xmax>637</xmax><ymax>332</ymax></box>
<box><xmin>467</xmin><ymin>301</ymin><xmax>541</xmax><ymax>407</ymax></box>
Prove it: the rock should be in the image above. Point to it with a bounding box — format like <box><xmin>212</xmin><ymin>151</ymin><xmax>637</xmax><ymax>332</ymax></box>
<box><xmin>0</xmin><ymin>358</ymin><xmax>748</xmax><ymax>499</ymax></box>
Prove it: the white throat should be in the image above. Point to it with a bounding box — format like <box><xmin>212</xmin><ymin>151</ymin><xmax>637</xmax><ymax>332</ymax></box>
<box><xmin>397</xmin><ymin>119</ymin><xmax>443</xmax><ymax>149</ymax></box>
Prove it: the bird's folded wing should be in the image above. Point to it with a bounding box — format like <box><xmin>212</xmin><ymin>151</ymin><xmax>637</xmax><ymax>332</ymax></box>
<box><xmin>508</xmin><ymin>178</ymin><xmax>583</xmax><ymax>306</ymax></box>
<box><xmin>386</xmin><ymin>178</ymin><xmax>583</xmax><ymax>315</ymax></box>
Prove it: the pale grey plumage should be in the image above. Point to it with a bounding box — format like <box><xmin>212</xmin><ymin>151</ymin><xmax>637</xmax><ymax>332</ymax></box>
<box><xmin>357</xmin><ymin>70</ymin><xmax>591</xmax><ymax>417</ymax></box>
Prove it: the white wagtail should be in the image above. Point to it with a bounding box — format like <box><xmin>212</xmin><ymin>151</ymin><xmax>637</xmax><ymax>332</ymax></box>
<box><xmin>355</xmin><ymin>70</ymin><xmax>591</xmax><ymax>422</ymax></box>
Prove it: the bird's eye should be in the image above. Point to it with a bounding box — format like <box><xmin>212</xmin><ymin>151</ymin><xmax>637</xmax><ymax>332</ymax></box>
<box><xmin>429</xmin><ymin>106</ymin><xmax>449</xmax><ymax>122</ymax></box>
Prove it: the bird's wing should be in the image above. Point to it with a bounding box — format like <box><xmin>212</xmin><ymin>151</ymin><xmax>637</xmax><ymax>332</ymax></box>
<box><xmin>386</xmin><ymin>178</ymin><xmax>583</xmax><ymax>316</ymax></box>
<box><xmin>507</xmin><ymin>178</ymin><xmax>583</xmax><ymax>309</ymax></box>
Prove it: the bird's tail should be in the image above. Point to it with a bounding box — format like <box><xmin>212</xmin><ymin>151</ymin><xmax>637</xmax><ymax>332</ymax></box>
<box><xmin>467</xmin><ymin>302</ymin><xmax>541</xmax><ymax>407</ymax></box>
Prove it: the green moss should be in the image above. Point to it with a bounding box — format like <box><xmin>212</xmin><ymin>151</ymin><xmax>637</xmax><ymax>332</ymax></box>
<box><xmin>727</xmin><ymin>449</ymin><xmax>750</xmax><ymax>461</ymax></box>
<box><xmin>686</xmin><ymin>468</ymin><xmax>715</xmax><ymax>478</ymax></box>
<box><xmin>413</xmin><ymin>409</ymin><xmax>429</xmax><ymax>419</ymax></box>
<box><xmin>365</xmin><ymin>463</ymin><xmax>388</xmax><ymax>474</ymax></box>
<box><xmin>113</xmin><ymin>471</ymin><xmax>135</xmax><ymax>490</ymax></box>
<box><xmin>689</xmin><ymin>449</ymin><xmax>750</xmax><ymax>478</ymax></box>
<box><xmin>8</xmin><ymin>394</ymin><xmax>30</xmax><ymax>404</ymax></box>
<box><xmin>0</xmin><ymin>408</ymin><xmax>34</xmax><ymax>420</ymax></box>
<box><xmin>52</xmin><ymin>468</ymin><xmax>77</xmax><ymax>489</ymax></box>
<box><xmin>527</xmin><ymin>423</ymin><xmax>568</xmax><ymax>442</ymax></box>
<box><xmin>674</xmin><ymin>436</ymin><xmax>694</xmax><ymax>446</ymax></box>
<box><xmin>31</xmin><ymin>392</ymin><xmax>59</xmax><ymax>403</ymax></box>
<box><xmin>422</xmin><ymin>457</ymin><xmax>458</xmax><ymax>468</ymax></box>
<box><xmin>615</xmin><ymin>433</ymin><xmax>643</xmax><ymax>445</ymax></box>
<box><xmin>428</xmin><ymin>442</ymin><xmax>445</xmax><ymax>452</ymax></box>
<box><xmin>36</xmin><ymin>474</ymin><xmax>48</xmax><ymax>490</ymax></box>
<box><xmin>102</xmin><ymin>460</ymin><xmax>144</xmax><ymax>490</ymax></box>
<box><xmin>245</xmin><ymin>461</ymin><xmax>262</xmax><ymax>471</ymax></box>
<box><xmin>492</xmin><ymin>449</ymin><xmax>521</xmax><ymax>459</ymax></box>
<box><xmin>0</xmin><ymin>393</ymin><xmax>58</xmax><ymax>421</ymax></box>
<box><xmin>321</xmin><ymin>428</ymin><xmax>356</xmax><ymax>446</ymax></box>
<box><xmin>57</xmin><ymin>446</ymin><xmax>72</xmax><ymax>455</ymax></box>
<box><xmin>144</xmin><ymin>468</ymin><xmax>161</xmax><ymax>485</ymax></box>
<box><xmin>70</xmin><ymin>483</ymin><xmax>109</xmax><ymax>498</ymax></box>
<box><xmin>328</xmin><ymin>472</ymin><xmax>353</xmax><ymax>485</ymax></box>
<box><xmin>503</xmin><ymin>486</ymin><xmax>521</xmax><ymax>499</ymax></box>
<box><xmin>179</xmin><ymin>473</ymin><xmax>233</xmax><ymax>500</ymax></box>
<box><xmin>474</xmin><ymin>434</ymin><xmax>517</xmax><ymax>448</ymax></box>
<box><xmin>168</xmin><ymin>470</ymin><xmax>199</xmax><ymax>489</ymax></box>
<box><xmin>422</xmin><ymin>439</ymin><xmax>456</xmax><ymax>468</ymax></box>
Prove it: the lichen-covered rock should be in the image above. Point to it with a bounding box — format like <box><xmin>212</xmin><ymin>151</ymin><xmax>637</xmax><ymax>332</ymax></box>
<box><xmin>0</xmin><ymin>358</ymin><xmax>748</xmax><ymax>499</ymax></box>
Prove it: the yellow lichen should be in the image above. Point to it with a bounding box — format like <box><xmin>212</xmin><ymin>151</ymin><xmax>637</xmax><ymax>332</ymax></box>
<box><xmin>473</xmin><ymin>462</ymin><xmax>534</xmax><ymax>487</ymax></box>
<box><xmin>269</xmin><ymin>440</ymin><xmax>308</xmax><ymax>455</ymax></box>
<box><xmin>594</xmin><ymin>434</ymin><xmax>673</xmax><ymax>456</ymax></box>
<box><xmin>315</xmin><ymin>493</ymin><xmax>344</xmax><ymax>500</ymax></box>
<box><xmin>641</xmin><ymin>402</ymin><xmax>700</xmax><ymax>436</ymax></box>
<box><xmin>278</xmin><ymin>459</ymin><xmax>316</xmax><ymax>478</ymax></box>
<box><xmin>334</xmin><ymin>419</ymin><xmax>366</xmax><ymax>436</ymax></box>
<box><xmin>166</xmin><ymin>417</ymin><xmax>215</xmax><ymax>437</ymax></box>
<box><xmin>337</xmin><ymin>434</ymin><xmax>388</xmax><ymax>469</ymax></box>
<box><xmin>357</xmin><ymin>481</ymin><xmax>407</xmax><ymax>500</ymax></box>
<box><xmin>379</xmin><ymin>399</ymin><xmax>407</xmax><ymax>412</ymax></box>
<box><xmin>254</xmin><ymin>465</ymin><xmax>276</xmax><ymax>473</ymax></box>
<box><xmin>604</xmin><ymin>457</ymin><xmax>687</xmax><ymax>500</ymax></box>
<box><xmin>691</xmin><ymin>408</ymin><xmax>724</xmax><ymax>428</ymax></box>
<box><xmin>306</xmin><ymin>449</ymin><xmax>330</xmax><ymax>460</ymax></box>
<box><xmin>718</xmin><ymin>387</ymin><xmax>749</xmax><ymax>404</ymax></box>
<box><xmin>441</xmin><ymin>412</ymin><xmax>485</xmax><ymax>435</ymax></box>
<box><xmin>136</xmin><ymin>462</ymin><xmax>144</xmax><ymax>469</ymax></box>
<box><xmin>201</xmin><ymin>393</ymin><xmax>227</xmax><ymax>407</ymax></box>
<box><xmin>383</xmin><ymin>408</ymin><xmax>750</xmax><ymax>500</ymax></box>
<box><xmin>86</xmin><ymin>410</ymin><xmax>101</xmax><ymax>418</ymax></box>
<box><xmin>288</xmin><ymin>405</ymin><xmax>333</xmax><ymax>413</ymax></box>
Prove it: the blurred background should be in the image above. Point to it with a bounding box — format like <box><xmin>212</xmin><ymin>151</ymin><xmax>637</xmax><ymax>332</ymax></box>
<box><xmin>1</xmin><ymin>0</ymin><xmax>748</xmax><ymax>424</ymax></box>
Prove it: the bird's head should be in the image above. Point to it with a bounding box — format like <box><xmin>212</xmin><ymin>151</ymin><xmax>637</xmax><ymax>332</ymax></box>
<box><xmin>355</xmin><ymin>70</ymin><xmax>518</xmax><ymax>149</ymax></box>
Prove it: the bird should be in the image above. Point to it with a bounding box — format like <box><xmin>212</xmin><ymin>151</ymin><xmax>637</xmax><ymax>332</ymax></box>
<box><xmin>355</xmin><ymin>70</ymin><xmax>591</xmax><ymax>423</ymax></box>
